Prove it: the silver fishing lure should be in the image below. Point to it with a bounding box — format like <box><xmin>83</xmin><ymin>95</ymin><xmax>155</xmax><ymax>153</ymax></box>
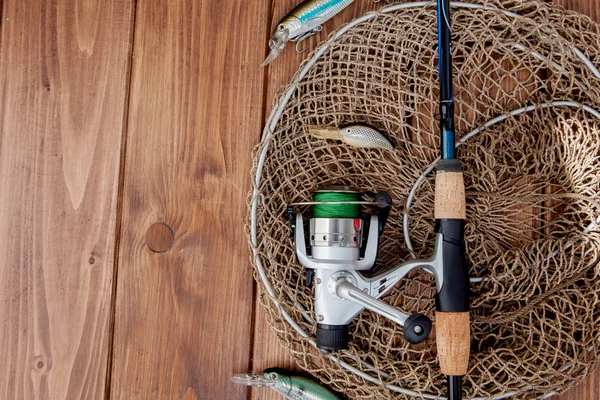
<box><xmin>232</xmin><ymin>368</ymin><xmax>342</xmax><ymax>400</ymax></box>
<box><xmin>309</xmin><ymin>124</ymin><xmax>394</xmax><ymax>151</ymax></box>
<box><xmin>263</xmin><ymin>0</ymin><xmax>382</xmax><ymax>67</ymax></box>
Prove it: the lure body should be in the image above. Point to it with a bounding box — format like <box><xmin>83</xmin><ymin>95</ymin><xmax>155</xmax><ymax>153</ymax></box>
<box><xmin>262</xmin><ymin>0</ymin><xmax>357</xmax><ymax>66</ymax></box>
<box><xmin>286</xmin><ymin>0</ymin><xmax>355</xmax><ymax>36</ymax></box>
<box><xmin>232</xmin><ymin>368</ymin><xmax>342</xmax><ymax>400</ymax></box>
<box><xmin>309</xmin><ymin>124</ymin><xmax>394</xmax><ymax>151</ymax></box>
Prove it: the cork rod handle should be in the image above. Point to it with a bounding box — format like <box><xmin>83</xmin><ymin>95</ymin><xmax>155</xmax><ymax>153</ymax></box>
<box><xmin>434</xmin><ymin>170</ymin><xmax>466</xmax><ymax>220</ymax></box>
<box><xmin>436</xmin><ymin>311</ymin><xmax>470</xmax><ymax>376</ymax></box>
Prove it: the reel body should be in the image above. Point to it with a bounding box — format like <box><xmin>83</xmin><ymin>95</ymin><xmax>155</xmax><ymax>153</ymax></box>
<box><xmin>289</xmin><ymin>187</ymin><xmax>436</xmax><ymax>350</ymax></box>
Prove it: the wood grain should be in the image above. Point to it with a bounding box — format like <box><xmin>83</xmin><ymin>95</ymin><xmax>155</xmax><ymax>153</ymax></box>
<box><xmin>251</xmin><ymin>299</ymin><xmax>299</xmax><ymax>400</ymax></box>
<box><xmin>0</xmin><ymin>0</ymin><xmax>134</xmax><ymax>398</ymax></box>
<box><xmin>557</xmin><ymin>370</ymin><xmax>600</xmax><ymax>400</ymax></box>
<box><xmin>555</xmin><ymin>0</ymin><xmax>599</xmax><ymax>22</ymax></box>
<box><xmin>109</xmin><ymin>0</ymin><xmax>270</xmax><ymax>398</ymax></box>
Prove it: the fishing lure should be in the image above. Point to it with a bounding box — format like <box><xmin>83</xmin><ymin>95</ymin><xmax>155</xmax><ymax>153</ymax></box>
<box><xmin>263</xmin><ymin>0</ymin><xmax>382</xmax><ymax>67</ymax></box>
<box><xmin>309</xmin><ymin>124</ymin><xmax>394</xmax><ymax>151</ymax></box>
<box><xmin>232</xmin><ymin>368</ymin><xmax>342</xmax><ymax>400</ymax></box>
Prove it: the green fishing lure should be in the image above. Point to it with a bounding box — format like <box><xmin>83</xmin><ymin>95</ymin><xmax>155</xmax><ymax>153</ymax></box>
<box><xmin>232</xmin><ymin>367</ymin><xmax>343</xmax><ymax>400</ymax></box>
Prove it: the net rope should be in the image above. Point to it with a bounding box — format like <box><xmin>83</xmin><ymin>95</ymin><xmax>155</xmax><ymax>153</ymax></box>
<box><xmin>247</xmin><ymin>1</ymin><xmax>600</xmax><ymax>398</ymax></box>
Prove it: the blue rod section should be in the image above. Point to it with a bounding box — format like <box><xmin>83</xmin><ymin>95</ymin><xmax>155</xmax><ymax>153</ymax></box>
<box><xmin>442</xmin><ymin>128</ymin><xmax>455</xmax><ymax>159</ymax></box>
<box><xmin>437</xmin><ymin>0</ymin><xmax>455</xmax><ymax>160</ymax></box>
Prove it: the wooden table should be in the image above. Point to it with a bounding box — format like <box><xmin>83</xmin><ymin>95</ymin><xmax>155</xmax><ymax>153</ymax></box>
<box><xmin>0</xmin><ymin>0</ymin><xmax>598</xmax><ymax>399</ymax></box>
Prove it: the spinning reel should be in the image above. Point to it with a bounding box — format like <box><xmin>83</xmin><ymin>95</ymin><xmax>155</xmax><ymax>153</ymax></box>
<box><xmin>288</xmin><ymin>186</ymin><xmax>443</xmax><ymax>351</ymax></box>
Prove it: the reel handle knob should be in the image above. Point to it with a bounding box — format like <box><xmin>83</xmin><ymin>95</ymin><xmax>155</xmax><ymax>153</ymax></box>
<box><xmin>404</xmin><ymin>313</ymin><xmax>432</xmax><ymax>344</ymax></box>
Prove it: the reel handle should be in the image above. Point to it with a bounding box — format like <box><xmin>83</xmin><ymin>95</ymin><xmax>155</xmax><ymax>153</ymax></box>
<box><xmin>434</xmin><ymin>159</ymin><xmax>470</xmax><ymax>377</ymax></box>
<box><xmin>336</xmin><ymin>280</ymin><xmax>431</xmax><ymax>344</ymax></box>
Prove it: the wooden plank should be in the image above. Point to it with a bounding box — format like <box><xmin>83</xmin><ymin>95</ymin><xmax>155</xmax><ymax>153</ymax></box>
<box><xmin>0</xmin><ymin>0</ymin><xmax>134</xmax><ymax>398</ymax></box>
<box><xmin>251</xmin><ymin>300</ymin><xmax>299</xmax><ymax>400</ymax></box>
<box><xmin>555</xmin><ymin>0</ymin><xmax>599</xmax><ymax>22</ymax></box>
<box><xmin>109</xmin><ymin>0</ymin><xmax>270</xmax><ymax>398</ymax></box>
<box><xmin>556</xmin><ymin>369</ymin><xmax>600</xmax><ymax>400</ymax></box>
<box><xmin>552</xmin><ymin>1</ymin><xmax>599</xmax><ymax>399</ymax></box>
<box><xmin>250</xmin><ymin>2</ymin><xmax>384</xmax><ymax>399</ymax></box>
<box><xmin>250</xmin><ymin>0</ymin><xmax>302</xmax><ymax>391</ymax></box>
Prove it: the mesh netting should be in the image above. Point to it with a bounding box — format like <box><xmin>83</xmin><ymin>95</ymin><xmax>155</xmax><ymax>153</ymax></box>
<box><xmin>247</xmin><ymin>1</ymin><xmax>600</xmax><ymax>398</ymax></box>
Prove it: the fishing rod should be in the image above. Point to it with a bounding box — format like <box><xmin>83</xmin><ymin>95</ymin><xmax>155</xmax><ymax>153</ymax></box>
<box><xmin>434</xmin><ymin>0</ymin><xmax>471</xmax><ymax>398</ymax></box>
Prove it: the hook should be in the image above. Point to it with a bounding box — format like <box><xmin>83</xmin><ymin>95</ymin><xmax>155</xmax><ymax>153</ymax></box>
<box><xmin>294</xmin><ymin>26</ymin><xmax>323</xmax><ymax>54</ymax></box>
<box><xmin>295</xmin><ymin>40</ymin><xmax>308</xmax><ymax>54</ymax></box>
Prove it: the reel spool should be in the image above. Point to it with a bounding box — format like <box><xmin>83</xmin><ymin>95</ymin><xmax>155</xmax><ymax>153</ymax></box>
<box><xmin>288</xmin><ymin>186</ymin><xmax>433</xmax><ymax>350</ymax></box>
<box><xmin>309</xmin><ymin>188</ymin><xmax>365</xmax><ymax>263</ymax></box>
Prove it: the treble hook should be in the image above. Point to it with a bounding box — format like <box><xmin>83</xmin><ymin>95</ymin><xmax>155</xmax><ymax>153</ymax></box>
<box><xmin>294</xmin><ymin>26</ymin><xmax>323</xmax><ymax>54</ymax></box>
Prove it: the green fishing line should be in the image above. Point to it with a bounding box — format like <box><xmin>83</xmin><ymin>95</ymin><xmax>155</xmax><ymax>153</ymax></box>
<box><xmin>312</xmin><ymin>192</ymin><xmax>362</xmax><ymax>218</ymax></box>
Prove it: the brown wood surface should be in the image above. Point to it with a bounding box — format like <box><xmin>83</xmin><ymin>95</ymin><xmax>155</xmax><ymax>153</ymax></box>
<box><xmin>0</xmin><ymin>0</ymin><xmax>599</xmax><ymax>399</ymax></box>
<box><xmin>108</xmin><ymin>0</ymin><xmax>269</xmax><ymax>398</ymax></box>
<box><xmin>0</xmin><ymin>0</ymin><xmax>134</xmax><ymax>398</ymax></box>
<box><xmin>251</xmin><ymin>300</ymin><xmax>298</xmax><ymax>400</ymax></box>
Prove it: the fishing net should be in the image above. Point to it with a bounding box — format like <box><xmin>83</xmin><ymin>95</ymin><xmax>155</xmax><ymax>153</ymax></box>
<box><xmin>247</xmin><ymin>1</ymin><xmax>600</xmax><ymax>398</ymax></box>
